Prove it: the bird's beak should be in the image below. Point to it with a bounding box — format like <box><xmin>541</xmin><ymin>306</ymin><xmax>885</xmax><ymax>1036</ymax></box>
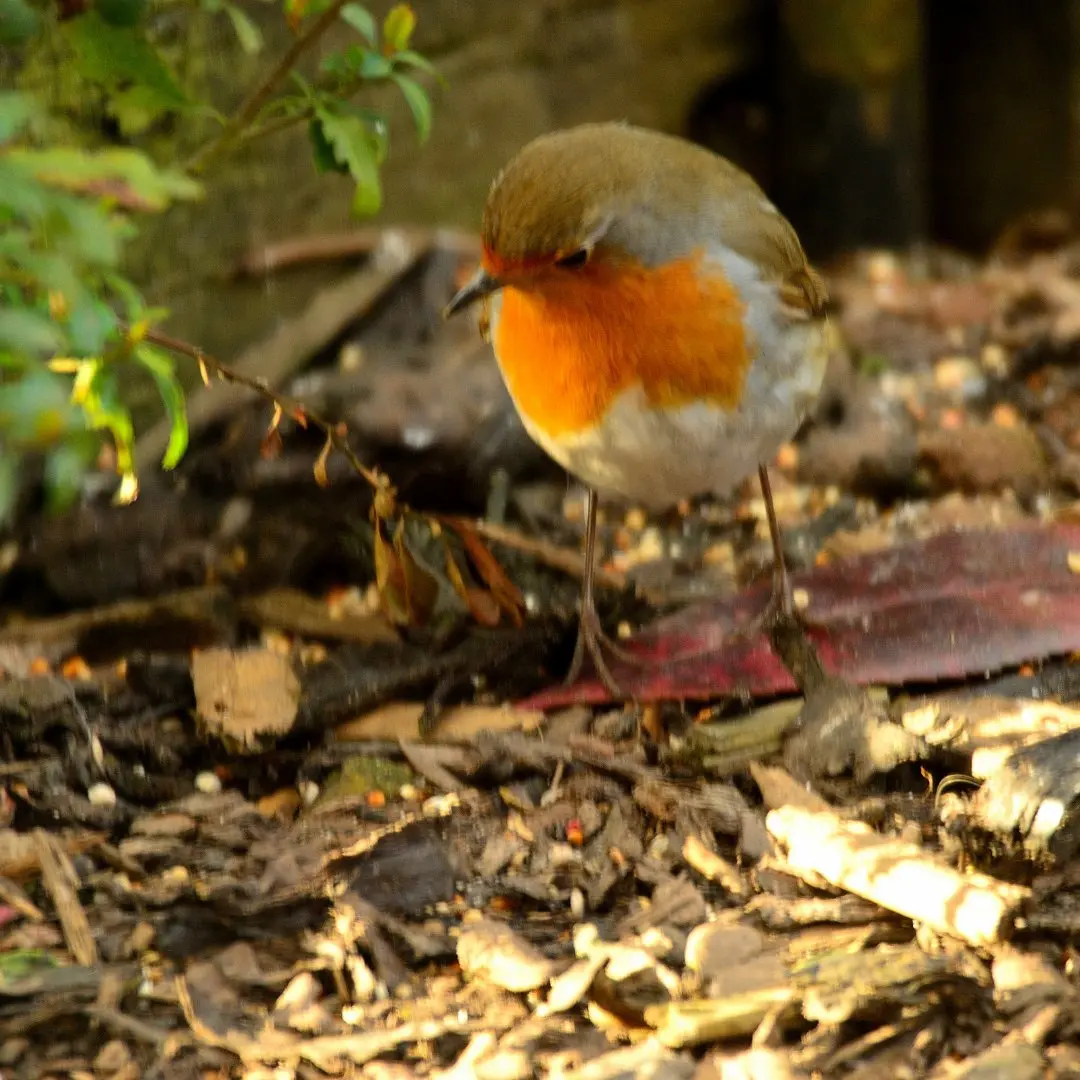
<box><xmin>443</xmin><ymin>267</ymin><xmax>501</xmax><ymax>319</ymax></box>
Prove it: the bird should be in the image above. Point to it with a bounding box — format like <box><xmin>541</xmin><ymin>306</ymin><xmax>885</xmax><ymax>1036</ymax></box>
<box><xmin>444</xmin><ymin>122</ymin><xmax>830</xmax><ymax>694</ymax></box>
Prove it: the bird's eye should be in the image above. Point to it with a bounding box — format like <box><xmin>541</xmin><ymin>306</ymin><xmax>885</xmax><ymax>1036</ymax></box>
<box><xmin>555</xmin><ymin>246</ymin><xmax>591</xmax><ymax>270</ymax></box>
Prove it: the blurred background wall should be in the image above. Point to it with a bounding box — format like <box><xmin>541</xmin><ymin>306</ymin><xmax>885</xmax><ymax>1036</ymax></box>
<box><xmin>109</xmin><ymin>0</ymin><xmax>1080</xmax><ymax>359</ymax></box>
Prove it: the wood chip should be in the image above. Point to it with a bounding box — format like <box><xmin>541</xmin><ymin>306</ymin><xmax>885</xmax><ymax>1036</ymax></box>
<box><xmin>456</xmin><ymin>918</ymin><xmax>557</xmax><ymax>993</ymax></box>
<box><xmin>645</xmin><ymin>989</ymin><xmax>796</xmax><ymax>1049</ymax></box>
<box><xmin>334</xmin><ymin>702</ymin><xmax>541</xmax><ymax>741</ymax></box>
<box><xmin>238</xmin><ymin>588</ymin><xmax>398</xmax><ymax>644</ymax></box>
<box><xmin>192</xmin><ymin>647</ymin><xmax>301</xmax><ymax>750</ymax></box>
<box><xmin>767</xmin><ymin>806</ymin><xmax>1029</xmax><ymax>947</ymax></box>
<box><xmin>682</xmin><ymin>836</ymin><xmax>747</xmax><ymax>898</ymax></box>
<box><xmin>32</xmin><ymin>828</ymin><xmax>99</xmax><ymax>966</ymax></box>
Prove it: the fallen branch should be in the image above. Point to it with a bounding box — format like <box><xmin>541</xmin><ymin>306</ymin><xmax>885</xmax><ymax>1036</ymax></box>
<box><xmin>767</xmin><ymin>805</ymin><xmax>1030</xmax><ymax>948</ymax></box>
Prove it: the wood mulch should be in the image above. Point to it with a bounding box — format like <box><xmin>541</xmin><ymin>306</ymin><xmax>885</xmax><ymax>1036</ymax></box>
<box><xmin>2</xmin><ymin>229</ymin><xmax>1080</xmax><ymax>1079</ymax></box>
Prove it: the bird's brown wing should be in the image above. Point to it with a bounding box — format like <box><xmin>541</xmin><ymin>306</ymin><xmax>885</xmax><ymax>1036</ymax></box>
<box><xmin>702</xmin><ymin>158</ymin><xmax>829</xmax><ymax>321</ymax></box>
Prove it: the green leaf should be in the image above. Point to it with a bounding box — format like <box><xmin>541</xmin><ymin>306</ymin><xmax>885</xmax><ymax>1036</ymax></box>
<box><xmin>79</xmin><ymin>363</ymin><xmax>138</xmax><ymax>501</ymax></box>
<box><xmin>66</xmin><ymin>13</ymin><xmax>189</xmax><ymax>113</ymax></box>
<box><xmin>390</xmin><ymin>72</ymin><xmax>431</xmax><ymax>143</ymax></box>
<box><xmin>95</xmin><ymin>0</ymin><xmax>147</xmax><ymax>28</ymax></box>
<box><xmin>43</xmin><ymin>435</ymin><xmax>98</xmax><ymax>513</ymax></box>
<box><xmin>0</xmin><ymin>309</ymin><xmax>64</xmax><ymax>357</ymax></box>
<box><xmin>133</xmin><ymin>343</ymin><xmax>188</xmax><ymax>468</ymax></box>
<box><xmin>349</xmin><ymin>169</ymin><xmax>381</xmax><ymax>216</ymax></box>
<box><xmin>2</xmin><ymin>247</ymin><xmax>116</xmax><ymax>356</ymax></box>
<box><xmin>392</xmin><ymin>49</ymin><xmax>440</xmax><ymax>79</ymax></box>
<box><xmin>0</xmin><ymin>161</ymin><xmax>49</xmax><ymax>221</ymax></box>
<box><xmin>340</xmin><ymin>3</ymin><xmax>375</xmax><ymax>43</ymax></box>
<box><xmin>310</xmin><ymin>108</ymin><xmax>382</xmax><ymax>215</ymax></box>
<box><xmin>47</xmin><ymin>195</ymin><xmax>124</xmax><ymax>266</ymax></box>
<box><xmin>308</xmin><ymin>116</ymin><xmax>346</xmax><ymax>176</ymax></box>
<box><xmin>317</xmin><ymin>115</ymin><xmax>381</xmax><ymax>214</ymax></box>
<box><xmin>9</xmin><ymin>147</ymin><xmax>202</xmax><ymax>211</ymax></box>
<box><xmin>66</xmin><ymin>296</ymin><xmax>119</xmax><ymax>357</ymax></box>
<box><xmin>0</xmin><ymin>0</ymin><xmax>41</xmax><ymax>46</ymax></box>
<box><xmin>0</xmin><ymin>950</ymin><xmax>57</xmax><ymax>980</ymax></box>
<box><xmin>0</xmin><ymin>367</ymin><xmax>79</xmax><ymax>449</ymax></box>
<box><xmin>381</xmin><ymin>3</ymin><xmax>414</xmax><ymax>53</ymax></box>
<box><xmin>223</xmin><ymin>2</ymin><xmax>263</xmax><ymax>54</ymax></box>
<box><xmin>0</xmin><ymin>452</ymin><xmax>17</xmax><ymax>527</ymax></box>
<box><xmin>0</xmin><ymin>92</ymin><xmax>40</xmax><ymax>142</ymax></box>
<box><xmin>325</xmin><ymin>46</ymin><xmax>391</xmax><ymax>80</ymax></box>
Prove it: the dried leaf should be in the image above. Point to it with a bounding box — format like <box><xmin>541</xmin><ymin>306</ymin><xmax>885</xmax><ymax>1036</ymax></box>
<box><xmin>453</xmin><ymin>517</ymin><xmax>525</xmax><ymax>627</ymax></box>
<box><xmin>444</xmin><ymin>546</ymin><xmax>500</xmax><ymax>627</ymax></box>
<box><xmin>313</xmin><ymin>434</ymin><xmax>332</xmax><ymax>488</ymax></box>
<box><xmin>374</xmin><ymin>519</ymin><xmax>438</xmax><ymax>628</ymax></box>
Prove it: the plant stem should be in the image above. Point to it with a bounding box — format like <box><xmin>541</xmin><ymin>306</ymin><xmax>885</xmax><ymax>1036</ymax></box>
<box><xmin>134</xmin><ymin>323</ymin><xmax>390</xmax><ymax>494</ymax></box>
<box><xmin>184</xmin><ymin>0</ymin><xmax>352</xmax><ymax>175</ymax></box>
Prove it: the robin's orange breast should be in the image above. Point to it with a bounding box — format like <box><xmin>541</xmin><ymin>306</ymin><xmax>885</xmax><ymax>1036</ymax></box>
<box><xmin>487</xmin><ymin>251</ymin><xmax>753</xmax><ymax>440</ymax></box>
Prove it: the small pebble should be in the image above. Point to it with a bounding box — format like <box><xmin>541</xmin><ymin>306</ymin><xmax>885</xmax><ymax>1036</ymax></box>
<box><xmin>981</xmin><ymin>342</ymin><xmax>1010</xmax><ymax>376</ymax></box>
<box><xmin>775</xmin><ymin>442</ymin><xmax>799</xmax><ymax>471</ymax></box>
<box><xmin>548</xmin><ymin>842</ymin><xmax>580</xmax><ymax>868</ymax></box>
<box><xmin>87</xmin><ymin>782</ymin><xmax>116</xmax><ymax>808</ymax></box>
<box><xmin>991</xmin><ymin>402</ymin><xmax>1019</xmax><ymax>428</ymax></box>
<box><xmin>867</xmin><ymin>250</ymin><xmax>899</xmax><ymax>284</ymax></box>
<box><xmin>934</xmin><ymin>355</ymin><xmax>986</xmax><ymax>399</ymax></box>
<box><xmin>195</xmin><ymin>771</ymin><xmax>222</xmax><ymax>795</ymax></box>
<box><xmin>570</xmin><ymin>888</ymin><xmax>586</xmax><ymax>919</ymax></box>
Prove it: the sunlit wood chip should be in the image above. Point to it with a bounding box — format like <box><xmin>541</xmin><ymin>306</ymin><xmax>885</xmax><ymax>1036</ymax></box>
<box><xmin>457</xmin><ymin>918</ymin><xmax>556</xmax><ymax>993</ymax></box>
<box><xmin>767</xmin><ymin>806</ymin><xmax>1029</xmax><ymax>948</ymax></box>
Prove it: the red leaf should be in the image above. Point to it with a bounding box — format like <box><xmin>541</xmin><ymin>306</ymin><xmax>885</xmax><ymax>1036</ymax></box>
<box><xmin>522</xmin><ymin>524</ymin><xmax>1080</xmax><ymax>709</ymax></box>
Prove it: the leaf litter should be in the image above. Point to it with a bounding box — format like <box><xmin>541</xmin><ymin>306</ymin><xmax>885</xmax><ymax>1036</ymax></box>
<box><xmin>1</xmin><ymin>233</ymin><xmax>1080</xmax><ymax>1077</ymax></box>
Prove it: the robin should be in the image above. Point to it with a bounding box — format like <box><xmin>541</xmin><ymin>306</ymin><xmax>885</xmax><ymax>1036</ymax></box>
<box><xmin>445</xmin><ymin>122</ymin><xmax>829</xmax><ymax>694</ymax></box>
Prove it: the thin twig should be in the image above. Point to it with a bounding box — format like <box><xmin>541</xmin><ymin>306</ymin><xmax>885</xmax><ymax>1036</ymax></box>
<box><xmin>136</xmin><ymin>325</ymin><xmax>391</xmax><ymax>497</ymax></box>
<box><xmin>185</xmin><ymin>0</ymin><xmax>351</xmax><ymax>175</ymax></box>
<box><xmin>462</xmin><ymin>518</ymin><xmax>627</xmax><ymax>593</ymax></box>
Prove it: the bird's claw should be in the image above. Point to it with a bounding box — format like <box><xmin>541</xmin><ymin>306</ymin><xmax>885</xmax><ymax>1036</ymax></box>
<box><xmin>565</xmin><ymin>605</ymin><xmax>643</xmax><ymax>696</ymax></box>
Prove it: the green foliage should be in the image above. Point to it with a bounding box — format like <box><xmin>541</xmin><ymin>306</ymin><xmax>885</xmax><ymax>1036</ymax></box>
<box><xmin>66</xmin><ymin>12</ymin><xmax>191</xmax><ymax>135</ymax></box>
<box><xmin>1</xmin><ymin>1</ymin><xmax>438</xmax><ymax>525</ymax></box>
<box><xmin>301</xmin><ymin>3</ymin><xmax>438</xmax><ymax>213</ymax></box>
<box><xmin>0</xmin><ymin>90</ymin><xmax>200</xmax><ymax>517</ymax></box>
<box><xmin>0</xmin><ymin>0</ymin><xmax>41</xmax><ymax>45</ymax></box>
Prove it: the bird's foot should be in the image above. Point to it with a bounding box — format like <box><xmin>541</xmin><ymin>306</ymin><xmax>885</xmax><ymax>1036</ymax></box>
<box><xmin>565</xmin><ymin>604</ymin><xmax>644</xmax><ymax>696</ymax></box>
<box><xmin>728</xmin><ymin>570</ymin><xmax>816</xmax><ymax>645</ymax></box>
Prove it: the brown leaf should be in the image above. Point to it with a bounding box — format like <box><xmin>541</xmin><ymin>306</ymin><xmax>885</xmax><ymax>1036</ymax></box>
<box><xmin>313</xmin><ymin>435</ymin><xmax>332</xmax><ymax>488</ymax></box>
<box><xmin>260</xmin><ymin>427</ymin><xmax>283</xmax><ymax>461</ymax></box>
<box><xmin>374</xmin><ymin>519</ymin><xmax>438</xmax><ymax>628</ymax></box>
<box><xmin>444</xmin><ymin>547</ymin><xmax>501</xmax><ymax>627</ymax></box>
<box><xmin>453</xmin><ymin>518</ymin><xmax>525</xmax><ymax>627</ymax></box>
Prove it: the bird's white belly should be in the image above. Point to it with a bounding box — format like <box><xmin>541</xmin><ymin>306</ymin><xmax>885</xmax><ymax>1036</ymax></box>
<box><xmin>519</xmin><ymin>318</ymin><xmax>828</xmax><ymax>508</ymax></box>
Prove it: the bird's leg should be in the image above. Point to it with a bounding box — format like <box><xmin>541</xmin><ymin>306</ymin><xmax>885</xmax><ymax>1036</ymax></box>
<box><xmin>758</xmin><ymin>463</ymin><xmax>797</xmax><ymax>623</ymax></box>
<box><xmin>728</xmin><ymin>465</ymin><xmax>810</xmax><ymax>643</ymax></box>
<box><xmin>565</xmin><ymin>488</ymin><xmax>640</xmax><ymax>695</ymax></box>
